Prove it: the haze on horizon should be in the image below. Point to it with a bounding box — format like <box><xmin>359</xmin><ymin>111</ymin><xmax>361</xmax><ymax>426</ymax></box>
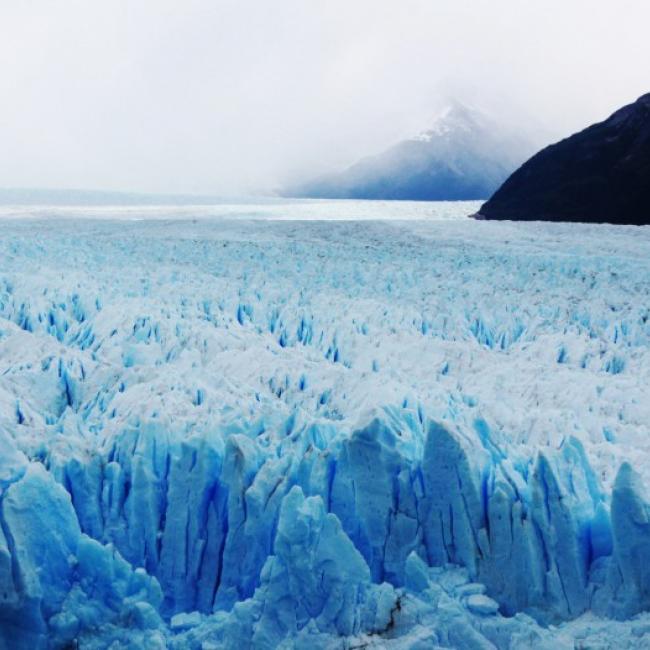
<box><xmin>1</xmin><ymin>0</ymin><xmax>649</xmax><ymax>197</ymax></box>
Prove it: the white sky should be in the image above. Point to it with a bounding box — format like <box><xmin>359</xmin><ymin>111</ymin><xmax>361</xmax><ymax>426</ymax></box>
<box><xmin>1</xmin><ymin>1</ymin><xmax>649</xmax><ymax>195</ymax></box>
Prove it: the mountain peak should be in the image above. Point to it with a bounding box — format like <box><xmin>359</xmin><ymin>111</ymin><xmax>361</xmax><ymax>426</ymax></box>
<box><xmin>410</xmin><ymin>102</ymin><xmax>482</xmax><ymax>142</ymax></box>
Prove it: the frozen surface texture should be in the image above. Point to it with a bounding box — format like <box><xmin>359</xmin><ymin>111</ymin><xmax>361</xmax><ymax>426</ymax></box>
<box><xmin>2</xmin><ymin>206</ymin><xmax>650</xmax><ymax>648</ymax></box>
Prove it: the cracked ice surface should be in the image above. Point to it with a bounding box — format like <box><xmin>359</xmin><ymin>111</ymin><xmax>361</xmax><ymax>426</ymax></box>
<box><xmin>2</xmin><ymin>205</ymin><xmax>650</xmax><ymax>648</ymax></box>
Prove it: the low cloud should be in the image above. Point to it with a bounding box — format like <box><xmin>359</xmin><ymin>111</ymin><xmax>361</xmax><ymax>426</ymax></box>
<box><xmin>1</xmin><ymin>0</ymin><xmax>648</xmax><ymax>195</ymax></box>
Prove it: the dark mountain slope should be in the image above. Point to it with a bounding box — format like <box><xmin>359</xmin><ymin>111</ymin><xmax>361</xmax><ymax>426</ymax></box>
<box><xmin>478</xmin><ymin>93</ymin><xmax>650</xmax><ymax>224</ymax></box>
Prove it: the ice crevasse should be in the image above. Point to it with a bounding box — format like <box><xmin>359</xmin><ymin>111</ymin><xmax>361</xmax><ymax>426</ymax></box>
<box><xmin>2</xmin><ymin>217</ymin><xmax>650</xmax><ymax>648</ymax></box>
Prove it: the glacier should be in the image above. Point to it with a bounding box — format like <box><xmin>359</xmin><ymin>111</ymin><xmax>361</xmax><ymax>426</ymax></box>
<box><xmin>2</xmin><ymin>204</ymin><xmax>650</xmax><ymax>648</ymax></box>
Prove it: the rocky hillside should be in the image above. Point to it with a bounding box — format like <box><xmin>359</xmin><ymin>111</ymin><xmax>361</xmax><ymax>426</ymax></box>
<box><xmin>478</xmin><ymin>93</ymin><xmax>650</xmax><ymax>224</ymax></box>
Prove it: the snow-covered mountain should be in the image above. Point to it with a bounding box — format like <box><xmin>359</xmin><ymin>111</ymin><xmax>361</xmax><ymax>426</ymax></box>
<box><xmin>283</xmin><ymin>103</ymin><xmax>537</xmax><ymax>200</ymax></box>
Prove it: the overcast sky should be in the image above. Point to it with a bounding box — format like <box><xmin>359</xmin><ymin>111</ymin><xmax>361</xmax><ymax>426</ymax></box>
<box><xmin>1</xmin><ymin>1</ymin><xmax>649</xmax><ymax>195</ymax></box>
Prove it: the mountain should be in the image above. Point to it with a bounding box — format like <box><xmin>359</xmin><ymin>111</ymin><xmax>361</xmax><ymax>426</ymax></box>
<box><xmin>478</xmin><ymin>93</ymin><xmax>650</xmax><ymax>224</ymax></box>
<box><xmin>282</xmin><ymin>103</ymin><xmax>537</xmax><ymax>201</ymax></box>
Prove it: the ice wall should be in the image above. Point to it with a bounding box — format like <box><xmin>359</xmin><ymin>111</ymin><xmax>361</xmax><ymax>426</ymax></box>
<box><xmin>5</xmin><ymin>410</ymin><xmax>650</xmax><ymax>648</ymax></box>
<box><xmin>0</xmin><ymin>436</ymin><xmax>164</xmax><ymax>649</ymax></box>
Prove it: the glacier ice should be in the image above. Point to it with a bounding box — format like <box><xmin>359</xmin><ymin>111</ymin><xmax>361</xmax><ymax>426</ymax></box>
<box><xmin>1</xmin><ymin>211</ymin><xmax>650</xmax><ymax>647</ymax></box>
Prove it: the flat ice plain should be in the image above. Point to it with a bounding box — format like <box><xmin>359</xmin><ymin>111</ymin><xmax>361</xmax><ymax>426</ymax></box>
<box><xmin>2</xmin><ymin>199</ymin><xmax>650</xmax><ymax>648</ymax></box>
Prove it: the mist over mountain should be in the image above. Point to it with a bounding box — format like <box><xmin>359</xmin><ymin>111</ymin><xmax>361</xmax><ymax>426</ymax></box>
<box><xmin>478</xmin><ymin>93</ymin><xmax>650</xmax><ymax>224</ymax></box>
<box><xmin>281</xmin><ymin>103</ymin><xmax>539</xmax><ymax>201</ymax></box>
<box><xmin>0</xmin><ymin>187</ymin><xmax>246</xmax><ymax>206</ymax></box>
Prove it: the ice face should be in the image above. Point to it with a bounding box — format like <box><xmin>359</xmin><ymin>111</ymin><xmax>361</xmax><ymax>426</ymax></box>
<box><xmin>0</xmin><ymin>460</ymin><xmax>164</xmax><ymax>648</ymax></box>
<box><xmin>1</xmin><ymin>209</ymin><xmax>650</xmax><ymax>647</ymax></box>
